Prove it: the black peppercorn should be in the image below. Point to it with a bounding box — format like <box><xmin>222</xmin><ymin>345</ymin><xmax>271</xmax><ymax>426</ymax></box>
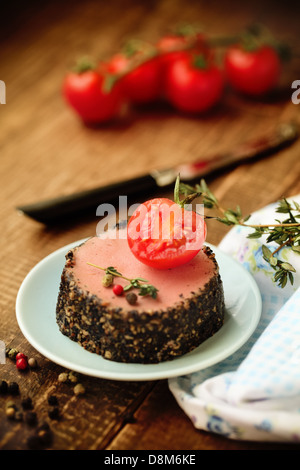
<box><xmin>8</xmin><ymin>382</ymin><xmax>19</xmax><ymax>395</ymax></box>
<box><xmin>36</xmin><ymin>422</ymin><xmax>53</xmax><ymax>446</ymax></box>
<box><xmin>25</xmin><ymin>410</ymin><xmax>37</xmax><ymax>426</ymax></box>
<box><xmin>126</xmin><ymin>292</ymin><xmax>138</xmax><ymax>305</ymax></box>
<box><xmin>27</xmin><ymin>434</ymin><xmax>42</xmax><ymax>450</ymax></box>
<box><xmin>47</xmin><ymin>395</ymin><xmax>58</xmax><ymax>406</ymax></box>
<box><xmin>48</xmin><ymin>406</ymin><xmax>60</xmax><ymax>420</ymax></box>
<box><xmin>14</xmin><ymin>411</ymin><xmax>23</xmax><ymax>421</ymax></box>
<box><xmin>0</xmin><ymin>380</ymin><xmax>8</xmax><ymax>394</ymax></box>
<box><xmin>21</xmin><ymin>397</ymin><xmax>33</xmax><ymax>410</ymax></box>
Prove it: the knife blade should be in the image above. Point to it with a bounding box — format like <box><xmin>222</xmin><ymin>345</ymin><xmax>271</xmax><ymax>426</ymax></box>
<box><xmin>17</xmin><ymin>121</ymin><xmax>299</xmax><ymax>224</ymax></box>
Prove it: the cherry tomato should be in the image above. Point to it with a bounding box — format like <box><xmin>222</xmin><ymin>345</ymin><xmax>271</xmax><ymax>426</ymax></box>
<box><xmin>157</xmin><ymin>33</ymin><xmax>212</xmax><ymax>97</ymax></box>
<box><xmin>164</xmin><ymin>51</ymin><xmax>224</xmax><ymax>113</ymax></box>
<box><xmin>157</xmin><ymin>34</ymin><xmax>190</xmax><ymax>70</ymax></box>
<box><xmin>108</xmin><ymin>52</ymin><xmax>161</xmax><ymax>105</ymax></box>
<box><xmin>224</xmin><ymin>45</ymin><xmax>281</xmax><ymax>96</ymax></box>
<box><xmin>157</xmin><ymin>32</ymin><xmax>210</xmax><ymax>68</ymax></box>
<box><xmin>127</xmin><ymin>197</ymin><xmax>207</xmax><ymax>270</ymax></box>
<box><xmin>62</xmin><ymin>68</ymin><xmax>124</xmax><ymax>124</ymax></box>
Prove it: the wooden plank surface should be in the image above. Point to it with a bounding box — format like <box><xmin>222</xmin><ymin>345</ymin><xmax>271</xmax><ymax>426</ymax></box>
<box><xmin>1</xmin><ymin>0</ymin><xmax>300</xmax><ymax>450</ymax></box>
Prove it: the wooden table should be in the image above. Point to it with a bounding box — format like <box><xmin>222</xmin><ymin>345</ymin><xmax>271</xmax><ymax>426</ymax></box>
<box><xmin>1</xmin><ymin>0</ymin><xmax>300</xmax><ymax>451</ymax></box>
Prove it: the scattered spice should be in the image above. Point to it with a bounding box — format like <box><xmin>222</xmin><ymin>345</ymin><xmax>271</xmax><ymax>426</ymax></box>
<box><xmin>48</xmin><ymin>395</ymin><xmax>58</xmax><ymax>406</ymax></box>
<box><xmin>6</xmin><ymin>400</ymin><xmax>17</xmax><ymax>410</ymax></box>
<box><xmin>102</xmin><ymin>273</ymin><xmax>114</xmax><ymax>287</ymax></box>
<box><xmin>16</xmin><ymin>357</ymin><xmax>28</xmax><ymax>370</ymax></box>
<box><xmin>26</xmin><ymin>434</ymin><xmax>42</xmax><ymax>450</ymax></box>
<box><xmin>8</xmin><ymin>382</ymin><xmax>19</xmax><ymax>395</ymax></box>
<box><xmin>36</xmin><ymin>422</ymin><xmax>53</xmax><ymax>446</ymax></box>
<box><xmin>73</xmin><ymin>383</ymin><xmax>85</xmax><ymax>396</ymax></box>
<box><xmin>58</xmin><ymin>372</ymin><xmax>68</xmax><ymax>383</ymax></box>
<box><xmin>48</xmin><ymin>406</ymin><xmax>60</xmax><ymax>420</ymax></box>
<box><xmin>0</xmin><ymin>379</ymin><xmax>8</xmax><ymax>395</ymax></box>
<box><xmin>14</xmin><ymin>410</ymin><xmax>23</xmax><ymax>421</ymax></box>
<box><xmin>7</xmin><ymin>348</ymin><xmax>19</xmax><ymax>360</ymax></box>
<box><xmin>28</xmin><ymin>357</ymin><xmax>37</xmax><ymax>368</ymax></box>
<box><xmin>113</xmin><ymin>284</ymin><xmax>124</xmax><ymax>296</ymax></box>
<box><xmin>27</xmin><ymin>422</ymin><xmax>53</xmax><ymax>449</ymax></box>
<box><xmin>24</xmin><ymin>410</ymin><xmax>37</xmax><ymax>426</ymax></box>
<box><xmin>16</xmin><ymin>352</ymin><xmax>27</xmax><ymax>361</ymax></box>
<box><xmin>21</xmin><ymin>397</ymin><xmax>33</xmax><ymax>410</ymax></box>
<box><xmin>68</xmin><ymin>371</ymin><xmax>79</xmax><ymax>383</ymax></box>
<box><xmin>126</xmin><ymin>292</ymin><xmax>138</xmax><ymax>305</ymax></box>
<box><xmin>6</xmin><ymin>407</ymin><xmax>15</xmax><ymax>420</ymax></box>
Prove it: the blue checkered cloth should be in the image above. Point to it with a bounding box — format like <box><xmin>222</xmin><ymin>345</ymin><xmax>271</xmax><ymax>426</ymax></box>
<box><xmin>169</xmin><ymin>197</ymin><xmax>300</xmax><ymax>442</ymax></box>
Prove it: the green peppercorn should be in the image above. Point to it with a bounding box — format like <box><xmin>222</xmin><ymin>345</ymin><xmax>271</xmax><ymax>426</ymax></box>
<box><xmin>8</xmin><ymin>348</ymin><xmax>19</xmax><ymax>360</ymax></box>
<box><xmin>102</xmin><ymin>273</ymin><xmax>114</xmax><ymax>287</ymax></box>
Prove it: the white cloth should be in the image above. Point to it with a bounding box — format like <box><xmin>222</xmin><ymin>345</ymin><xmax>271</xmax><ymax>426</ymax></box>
<box><xmin>169</xmin><ymin>196</ymin><xmax>300</xmax><ymax>442</ymax></box>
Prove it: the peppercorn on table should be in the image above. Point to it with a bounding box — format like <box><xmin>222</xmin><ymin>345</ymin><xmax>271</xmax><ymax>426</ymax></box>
<box><xmin>1</xmin><ymin>0</ymin><xmax>300</xmax><ymax>451</ymax></box>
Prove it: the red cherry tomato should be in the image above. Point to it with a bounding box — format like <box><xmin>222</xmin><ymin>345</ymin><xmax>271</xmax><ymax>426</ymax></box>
<box><xmin>127</xmin><ymin>198</ymin><xmax>207</xmax><ymax>270</ymax></box>
<box><xmin>157</xmin><ymin>34</ymin><xmax>190</xmax><ymax>70</ymax></box>
<box><xmin>164</xmin><ymin>51</ymin><xmax>224</xmax><ymax>113</ymax></box>
<box><xmin>224</xmin><ymin>45</ymin><xmax>281</xmax><ymax>96</ymax></box>
<box><xmin>157</xmin><ymin>32</ymin><xmax>210</xmax><ymax>67</ymax></box>
<box><xmin>62</xmin><ymin>68</ymin><xmax>124</xmax><ymax>124</ymax></box>
<box><xmin>108</xmin><ymin>53</ymin><xmax>161</xmax><ymax>105</ymax></box>
<box><xmin>157</xmin><ymin>33</ymin><xmax>212</xmax><ymax>97</ymax></box>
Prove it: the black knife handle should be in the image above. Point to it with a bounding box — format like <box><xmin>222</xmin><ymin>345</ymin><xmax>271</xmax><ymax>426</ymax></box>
<box><xmin>17</xmin><ymin>174</ymin><xmax>158</xmax><ymax>224</ymax></box>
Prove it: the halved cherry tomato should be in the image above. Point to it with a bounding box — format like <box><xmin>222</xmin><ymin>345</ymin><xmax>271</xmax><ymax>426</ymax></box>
<box><xmin>164</xmin><ymin>51</ymin><xmax>224</xmax><ymax>114</ymax></box>
<box><xmin>107</xmin><ymin>52</ymin><xmax>161</xmax><ymax>105</ymax></box>
<box><xmin>127</xmin><ymin>197</ymin><xmax>206</xmax><ymax>270</ymax></box>
<box><xmin>62</xmin><ymin>68</ymin><xmax>124</xmax><ymax>124</ymax></box>
<box><xmin>224</xmin><ymin>45</ymin><xmax>281</xmax><ymax>96</ymax></box>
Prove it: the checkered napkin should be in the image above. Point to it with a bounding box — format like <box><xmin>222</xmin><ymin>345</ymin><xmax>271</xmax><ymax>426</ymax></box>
<box><xmin>169</xmin><ymin>196</ymin><xmax>300</xmax><ymax>442</ymax></box>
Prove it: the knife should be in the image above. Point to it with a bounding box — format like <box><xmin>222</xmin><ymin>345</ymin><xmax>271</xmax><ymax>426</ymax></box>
<box><xmin>17</xmin><ymin>121</ymin><xmax>299</xmax><ymax>224</ymax></box>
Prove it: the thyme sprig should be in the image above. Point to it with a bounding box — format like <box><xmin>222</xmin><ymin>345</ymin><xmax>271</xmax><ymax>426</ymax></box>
<box><xmin>178</xmin><ymin>177</ymin><xmax>300</xmax><ymax>288</ymax></box>
<box><xmin>86</xmin><ymin>263</ymin><xmax>159</xmax><ymax>299</ymax></box>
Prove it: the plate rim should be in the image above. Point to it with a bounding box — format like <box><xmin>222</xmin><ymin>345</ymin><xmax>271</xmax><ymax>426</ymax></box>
<box><xmin>15</xmin><ymin>239</ymin><xmax>262</xmax><ymax>381</ymax></box>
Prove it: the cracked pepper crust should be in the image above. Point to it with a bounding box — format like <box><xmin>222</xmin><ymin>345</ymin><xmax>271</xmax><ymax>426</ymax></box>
<box><xmin>56</xmin><ymin>244</ymin><xmax>225</xmax><ymax>364</ymax></box>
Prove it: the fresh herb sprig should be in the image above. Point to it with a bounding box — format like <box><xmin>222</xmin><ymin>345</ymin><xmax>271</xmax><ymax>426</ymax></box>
<box><xmin>178</xmin><ymin>177</ymin><xmax>300</xmax><ymax>288</ymax></box>
<box><xmin>86</xmin><ymin>263</ymin><xmax>159</xmax><ymax>299</ymax></box>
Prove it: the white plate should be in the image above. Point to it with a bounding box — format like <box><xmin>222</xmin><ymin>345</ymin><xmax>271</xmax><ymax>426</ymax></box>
<box><xmin>16</xmin><ymin>240</ymin><xmax>261</xmax><ymax>381</ymax></box>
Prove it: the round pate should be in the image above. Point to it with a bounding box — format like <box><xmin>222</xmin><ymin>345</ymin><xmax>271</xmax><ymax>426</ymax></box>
<box><xmin>56</xmin><ymin>229</ymin><xmax>225</xmax><ymax>363</ymax></box>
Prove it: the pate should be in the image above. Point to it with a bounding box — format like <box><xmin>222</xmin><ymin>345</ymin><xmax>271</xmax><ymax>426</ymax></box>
<box><xmin>56</xmin><ymin>229</ymin><xmax>225</xmax><ymax>363</ymax></box>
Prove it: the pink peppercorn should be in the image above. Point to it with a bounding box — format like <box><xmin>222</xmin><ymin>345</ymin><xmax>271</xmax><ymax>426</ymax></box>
<box><xmin>16</xmin><ymin>357</ymin><xmax>28</xmax><ymax>370</ymax></box>
<box><xmin>113</xmin><ymin>284</ymin><xmax>124</xmax><ymax>296</ymax></box>
<box><xmin>16</xmin><ymin>352</ymin><xmax>27</xmax><ymax>361</ymax></box>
